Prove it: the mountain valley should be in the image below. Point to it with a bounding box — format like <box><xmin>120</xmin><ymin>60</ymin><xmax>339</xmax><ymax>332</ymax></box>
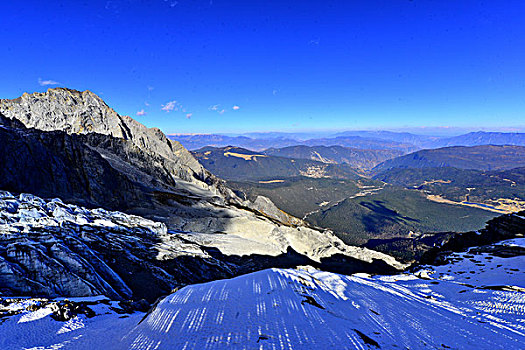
<box><xmin>0</xmin><ymin>88</ymin><xmax>523</xmax><ymax>349</ymax></box>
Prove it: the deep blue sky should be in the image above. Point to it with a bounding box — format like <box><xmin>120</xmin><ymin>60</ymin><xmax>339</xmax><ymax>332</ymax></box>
<box><xmin>2</xmin><ymin>1</ymin><xmax>525</xmax><ymax>134</ymax></box>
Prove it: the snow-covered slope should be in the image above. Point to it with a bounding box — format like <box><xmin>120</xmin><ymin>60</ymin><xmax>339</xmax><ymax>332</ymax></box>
<box><xmin>1</xmin><ymin>238</ymin><xmax>523</xmax><ymax>349</ymax></box>
<box><xmin>123</xmin><ymin>258</ymin><xmax>525</xmax><ymax>349</ymax></box>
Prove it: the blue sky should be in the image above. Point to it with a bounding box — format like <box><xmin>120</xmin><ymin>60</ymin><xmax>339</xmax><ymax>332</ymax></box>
<box><xmin>2</xmin><ymin>1</ymin><xmax>525</xmax><ymax>134</ymax></box>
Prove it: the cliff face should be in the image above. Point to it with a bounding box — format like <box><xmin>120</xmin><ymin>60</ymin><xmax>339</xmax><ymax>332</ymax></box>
<box><xmin>0</xmin><ymin>88</ymin><xmax>231</xmax><ymax>198</ymax></box>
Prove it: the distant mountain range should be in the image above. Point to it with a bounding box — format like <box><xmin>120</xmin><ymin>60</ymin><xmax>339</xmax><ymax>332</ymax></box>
<box><xmin>431</xmin><ymin>131</ymin><xmax>525</xmax><ymax>148</ymax></box>
<box><xmin>263</xmin><ymin>145</ymin><xmax>403</xmax><ymax>170</ymax></box>
<box><xmin>169</xmin><ymin>130</ymin><xmax>525</xmax><ymax>153</ymax></box>
<box><xmin>169</xmin><ymin>134</ymin><xmax>419</xmax><ymax>152</ymax></box>
<box><xmin>333</xmin><ymin>130</ymin><xmax>440</xmax><ymax>147</ymax></box>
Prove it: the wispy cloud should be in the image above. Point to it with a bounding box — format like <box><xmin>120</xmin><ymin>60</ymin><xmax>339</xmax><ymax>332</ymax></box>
<box><xmin>136</xmin><ymin>109</ymin><xmax>146</xmax><ymax>116</ymax></box>
<box><xmin>232</xmin><ymin>105</ymin><xmax>240</xmax><ymax>110</ymax></box>
<box><xmin>209</xmin><ymin>104</ymin><xmax>226</xmax><ymax>115</ymax></box>
<box><xmin>161</xmin><ymin>100</ymin><xmax>193</xmax><ymax>117</ymax></box>
<box><xmin>308</xmin><ymin>37</ymin><xmax>320</xmax><ymax>46</ymax></box>
<box><xmin>161</xmin><ymin>100</ymin><xmax>178</xmax><ymax>112</ymax></box>
<box><xmin>38</xmin><ymin>78</ymin><xmax>61</xmax><ymax>86</ymax></box>
<box><xmin>208</xmin><ymin>104</ymin><xmax>220</xmax><ymax>112</ymax></box>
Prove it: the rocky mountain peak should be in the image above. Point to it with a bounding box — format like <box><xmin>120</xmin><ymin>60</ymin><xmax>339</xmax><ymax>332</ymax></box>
<box><xmin>0</xmin><ymin>88</ymin><xmax>223</xmax><ymax>196</ymax></box>
<box><xmin>1</xmin><ymin>88</ymin><xmax>119</xmax><ymax>136</ymax></box>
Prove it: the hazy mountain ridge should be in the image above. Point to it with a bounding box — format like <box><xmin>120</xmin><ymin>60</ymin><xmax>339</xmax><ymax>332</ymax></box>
<box><xmin>192</xmin><ymin>146</ymin><xmax>360</xmax><ymax>181</ymax></box>
<box><xmin>432</xmin><ymin>131</ymin><xmax>525</xmax><ymax>148</ymax></box>
<box><xmin>373</xmin><ymin>145</ymin><xmax>525</xmax><ymax>173</ymax></box>
<box><xmin>169</xmin><ymin>133</ymin><xmax>420</xmax><ymax>153</ymax></box>
<box><xmin>169</xmin><ymin>130</ymin><xmax>525</xmax><ymax>155</ymax></box>
<box><xmin>263</xmin><ymin>145</ymin><xmax>403</xmax><ymax>170</ymax></box>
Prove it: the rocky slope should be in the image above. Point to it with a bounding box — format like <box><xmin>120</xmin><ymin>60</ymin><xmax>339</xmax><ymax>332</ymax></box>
<box><xmin>0</xmin><ymin>88</ymin><xmax>230</xmax><ymax>198</ymax></box>
<box><xmin>0</xmin><ymin>191</ymin><xmax>404</xmax><ymax>302</ymax></box>
<box><xmin>0</xmin><ymin>89</ymin><xmax>318</xmax><ymax>237</ymax></box>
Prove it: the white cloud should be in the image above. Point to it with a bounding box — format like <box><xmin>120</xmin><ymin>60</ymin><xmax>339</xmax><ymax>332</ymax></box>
<box><xmin>147</xmin><ymin>86</ymin><xmax>154</xmax><ymax>91</ymax></box>
<box><xmin>38</xmin><ymin>78</ymin><xmax>61</xmax><ymax>86</ymax></box>
<box><xmin>232</xmin><ymin>105</ymin><xmax>240</xmax><ymax>110</ymax></box>
<box><xmin>136</xmin><ymin>109</ymin><xmax>146</xmax><ymax>116</ymax></box>
<box><xmin>144</xmin><ymin>101</ymin><xmax>150</xmax><ymax>106</ymax></box>
<box><xmin>161</xmin><ymin>100</ymin><xmax>178</xmax><ymax>112</ymax></box>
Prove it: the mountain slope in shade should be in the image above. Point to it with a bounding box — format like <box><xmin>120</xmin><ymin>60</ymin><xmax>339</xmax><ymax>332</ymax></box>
<box><xmin>373</xmin><ymin>145</ymin><xmax>525</xmax><ymax>173</ymax></box>
<box><xmin>263</xmin><ymin>145</ymin><xmax>403</xmax><ymax>170</ymax></box>
<box><xmin>373</xmin><ymin>166</ymin><xmax>525</xmax><ymax>213</ymax></box>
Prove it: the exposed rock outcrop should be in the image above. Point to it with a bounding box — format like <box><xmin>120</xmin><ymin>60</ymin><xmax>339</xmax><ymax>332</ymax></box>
<box><xmin>0</xmin><ymin>191</ymin><xmax>404</xmax><ymax>302</ymax></box>
<box><xmin>0</xmin><ymin>88</ymin><xmax>234</xmax><ymax>200</ymax></box>
<box><xmin>419</xmin><ymin>211</ymin><xmax>525</xmax><ymax>265</ymax></box>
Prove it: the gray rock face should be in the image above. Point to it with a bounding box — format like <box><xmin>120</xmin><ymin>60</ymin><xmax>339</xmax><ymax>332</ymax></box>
<box><xmin>0</xmin><ymin>191</ymin><xmax>235</xmax><ymax>301</ymax></box>
<box><xmin>0</xmin><ymin>192</ymin><xmax>404</xmax><ymax>302</ymax></box>
<box><xmin>0</xmin><ymin>113</ymin><xmax>141</xmax><ymax>209</ymax></box>
<box><xmin>0</xmin><ymin>88</ymin><xmax>232</xmax><ymax>200</ymax></box>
